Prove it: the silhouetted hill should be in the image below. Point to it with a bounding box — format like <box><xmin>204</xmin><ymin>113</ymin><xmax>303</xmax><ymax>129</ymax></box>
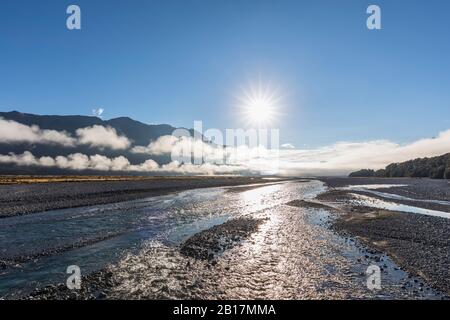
<box><xmin>105</xmin><ymin>117</ymin><xmax>180</xmax><ymax>147</ymax></box>
<box><xmin>0</xmin><ymin>111</ymin><xmax>179</xmax><ymax>144</ymax></box>
<box><xmin>349</xmin><ymin>153</ymin><xmax>450</xmax><ymax>179</ymax></box>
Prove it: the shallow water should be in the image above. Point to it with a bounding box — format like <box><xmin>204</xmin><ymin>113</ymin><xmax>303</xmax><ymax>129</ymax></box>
<box><xmin>341</xmin><ymin>184</ymin><xmax>450</xmax><ymax>206</ymax></box>
<box><xmin>358</xmin><ymin>190</ymin><xmax>450</xmax><ymax>206</ymax></box>
<box><xmin>340</xmin><ymin>184</ymin><xmax>409</xmax><ymax>190</ymax></box>
<box><xmin>349</xmin><ymin>193</ymin><xmax>450</xmax><ymax>219</ymax></box>
<box><xmin>0</xmin><ymin>181</ymin><xmax>443</xmax><ymax>299</ymax></box>
<box><xmin>337</xmin><ymin>184</ymin><xmax>450</xmax><ymax>218</ymax></box>
<box><xmin>0</xmin><ymin>181</ymin><xmax>320</xmax><ymax>296</ymax></box>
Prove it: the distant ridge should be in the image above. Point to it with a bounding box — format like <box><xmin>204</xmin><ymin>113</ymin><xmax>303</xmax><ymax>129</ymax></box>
<box><xmin>0</xmin><ymin>111</ymin><xmax>180</xmax><ymax>147</ymax></box>
<box><xmin>0</xmin><ymin>110</ymin><xmax>196</xmax><ymax>174</ymax></box>
<box><xmin>349</xmin><ymin>153</ymin><xmax>450</xmax><ymax>179</ymax></box>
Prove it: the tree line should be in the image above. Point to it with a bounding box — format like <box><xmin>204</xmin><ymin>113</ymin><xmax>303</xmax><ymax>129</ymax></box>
<box><xmin>349</xmin><ymin>153</ymin><xmax>450</xmax><ymax>179</ymax></box>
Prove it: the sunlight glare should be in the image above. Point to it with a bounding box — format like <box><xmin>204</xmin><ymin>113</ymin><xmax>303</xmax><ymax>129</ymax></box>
<box><xmin>238</xmin><ymin>81</ymin><xmax>281</xmax><ymax>126</ymax></box>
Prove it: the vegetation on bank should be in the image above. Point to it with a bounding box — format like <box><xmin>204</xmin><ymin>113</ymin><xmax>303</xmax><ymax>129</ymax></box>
<box><xmin>349</xmin><ymin>153</ymin><xmax>450</xmax><ymax>179</ymax></box>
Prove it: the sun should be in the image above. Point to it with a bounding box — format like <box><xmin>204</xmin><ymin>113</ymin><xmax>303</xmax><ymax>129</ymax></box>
<box><xmin>238</xmin><ymin>81</ymin><xmax>281</xmax><ymax>127</ymax></box>
<box><xmin>244</xmin><ymin>95</ymin><xmax>275</xmax><ymax>124</ymax></box>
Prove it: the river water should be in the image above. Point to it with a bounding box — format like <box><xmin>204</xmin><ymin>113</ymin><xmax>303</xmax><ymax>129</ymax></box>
<box><xmin>0</xmin><ymin>180</ymin><xmax>443</xmax><ymax>299</ymax></box>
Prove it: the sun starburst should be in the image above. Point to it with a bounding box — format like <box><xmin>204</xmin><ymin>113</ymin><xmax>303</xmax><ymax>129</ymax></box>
<box><xmin>238</xmin><ymin>80</ymin><xmax>281</xmax><ymax>127</ymax></box>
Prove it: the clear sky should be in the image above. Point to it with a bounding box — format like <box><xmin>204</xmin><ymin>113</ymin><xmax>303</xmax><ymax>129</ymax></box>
<box><xmin>1</xmin><ymin>0</ymin><xmax>449</xmax><ymax>148</ymax></box>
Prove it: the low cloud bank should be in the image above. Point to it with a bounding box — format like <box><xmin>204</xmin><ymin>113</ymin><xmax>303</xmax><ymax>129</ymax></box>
<box><xmin>76</xmin><ymin>125</ymin><xmax>131</xmax><ymax>150</ymax></box>
<box><xmin>0</xmin><ymin>118</ymin><xmax>131</xmax><ymax>150</ymax></box>
<box><xmin>276</xmin><ymin>129</ymin><xmax>450</xmax><ymax>176</ymax></box>
<box><xmin>131</xmin><ymin>130</ymin><xmax>450</xmax><ymax>176</ymax></box>
<box><xmin>1</xmin><ymin>116</ymin><xmax>449</xmax><ymax>176</ymax></box>
<box><xmin>0</xmin><ymin>118</ymin><xmax>76</xmax><ymax>146</ymax></box>
<box><xmin>131</xmin><ymin>135</ymin><xmax>272</xmax><ymax>165</ymax></box>
<box><xmin>0</xmin><ymin>151</ymin><xmax>248</xmax><ymax>175</ymax></box>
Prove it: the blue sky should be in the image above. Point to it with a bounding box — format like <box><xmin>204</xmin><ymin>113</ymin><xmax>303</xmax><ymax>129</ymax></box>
<box><xmin>1</xmin><ymin>0</ymin><xmax>449</xmax><ymax>148</ymax></box>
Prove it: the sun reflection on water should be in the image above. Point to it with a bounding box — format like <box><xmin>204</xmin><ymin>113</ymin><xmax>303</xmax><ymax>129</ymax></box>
<box><xmin>239</xmin><ymin>184</ymin><xmax>283</xmax><ymax>213</ymax></box>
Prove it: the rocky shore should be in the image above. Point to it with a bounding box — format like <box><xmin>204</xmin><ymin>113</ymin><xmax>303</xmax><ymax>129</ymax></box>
<box><xmin>180</xmin><ymin>217</ymin><xmax>265</xmax><ymax>261</ymax></box>
<box><xmin>318</xmin><ymin>177</ymin><xmax>450</xmax><ymax>296</ymax></box>
<box><xmin>4</xmin><ymin>176</ymin><xmax>449</xmax><ymax>299</ymax></box>
<box><xmin>22</xmin><ymin>216</ymin><xmax>265</xmax><ymax>300</ymax></box>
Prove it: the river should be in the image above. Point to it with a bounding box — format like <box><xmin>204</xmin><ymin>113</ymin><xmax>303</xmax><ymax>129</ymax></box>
<box><xmin>0</xmin><ymin>180</ymin><xmax>442</xmax><ymax>299</ymax></box>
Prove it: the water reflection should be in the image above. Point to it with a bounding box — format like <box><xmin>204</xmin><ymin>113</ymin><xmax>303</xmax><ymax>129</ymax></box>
<box><xmin>349</xmin><ymin>193</ymin><xmax>450</xmax><ymax>219</ymax></box>
<box><xmin>0</xmin><ymin>180</ymin><xmax>442</xmax><ymax>299</ymax></box>
<box><xmin>107</xmin><ymin>184</ymin><xmax>441</xmax><ymax>299</ymax></box>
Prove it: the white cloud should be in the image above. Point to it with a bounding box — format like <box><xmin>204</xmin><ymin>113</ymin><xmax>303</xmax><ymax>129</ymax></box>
<box><xmin>125</xmin><ymin>129</ymin><xmax>450</xmax><ymax>176</ymax></box>
<box><xmin>281</xmin><ymin>143</ymin><xmax>295</xmax><ymax>149</ymax></box>
<box><xmin>131</xmin><ymin>135</ymin><xmax>265</xmax><ymax>165</ymax></box>
<box><xmin>275</xmin><ymin>129</ymin><xmax>450</xmax><ymax>176</ymax></box>
<box><xmin>55</xmin><ymin>153</ymin><xmax>90</xmax><ymax>170</ymax></box>
<box><xmin>0</xmin><ymin>151</ymin><xmax>249</xmax><ymax>175</ymax></box>
<box><xmin>1</xmin><ymin>118</ymin><xmax>450</xmax><ymax>176</ymax></box>
<box><xmin>0</xmin><ymin>118</ymin><xmax>132</xmax><ymax>150</ymax></box>
<box><xmin>92</xmin><ymin>108</ymin><xmax>104</xmax><ymax>118</ymax></box>
<box><xmin>128</xmin><ymin>159</ymin><xmax>159</xmax><ymax>172</ymax></box>
<box><xmin>132</xmin><ymin>135</ymin><xmax>179</xmax><ymax>155</ymax></box>
<box><xmin>158</xmin><ymin>161</ymin><xmax>248</xmax><ymax>175</ymax></box>
<box><xmin>0</xmin><ymin>151</ymin><xmax>56</xmax><ymax>167</ymax></box>
<box><xmin>132</xmin><ymin>135</ymin><xmax>227</xmax><ymax>165</ymax></box>
<box><xmin>76</xmin><ymin>125</ymin><xmax>131</xmax><ymax>150</ymax></box>
<box><xmin>0</xmin><ymin>118</ymin><xmax>76</xmax><ymax>146</ymax></box>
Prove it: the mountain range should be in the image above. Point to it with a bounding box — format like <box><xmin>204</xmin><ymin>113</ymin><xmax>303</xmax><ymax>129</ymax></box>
<box><xmin>0</xmin><ymin>111</ymin><xmax>193</xmax><ymax>175</ymax></box>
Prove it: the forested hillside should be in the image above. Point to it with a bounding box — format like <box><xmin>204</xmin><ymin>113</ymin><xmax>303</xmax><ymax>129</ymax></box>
<box><xmin>349</xmin><ymin>153</ymin><xmax>450</xmax><ymax>179</ymax></box>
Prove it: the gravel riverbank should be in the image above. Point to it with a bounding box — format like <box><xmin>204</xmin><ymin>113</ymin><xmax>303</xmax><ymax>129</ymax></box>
<box><xmin>318</xmin><ymin>177</ymin><xmax>450</xmax><ymax>296</ymax></box>
<box><xmin>0</xmin><ymin>176</ymin><xmax>280</xmax><ymax>218</ymax></box>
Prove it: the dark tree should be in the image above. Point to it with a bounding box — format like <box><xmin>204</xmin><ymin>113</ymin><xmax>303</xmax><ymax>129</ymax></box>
<box><xmin>349</xmin><ymin>153</ymin><xmax>450</xmax><ymax>179</ymax></box>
